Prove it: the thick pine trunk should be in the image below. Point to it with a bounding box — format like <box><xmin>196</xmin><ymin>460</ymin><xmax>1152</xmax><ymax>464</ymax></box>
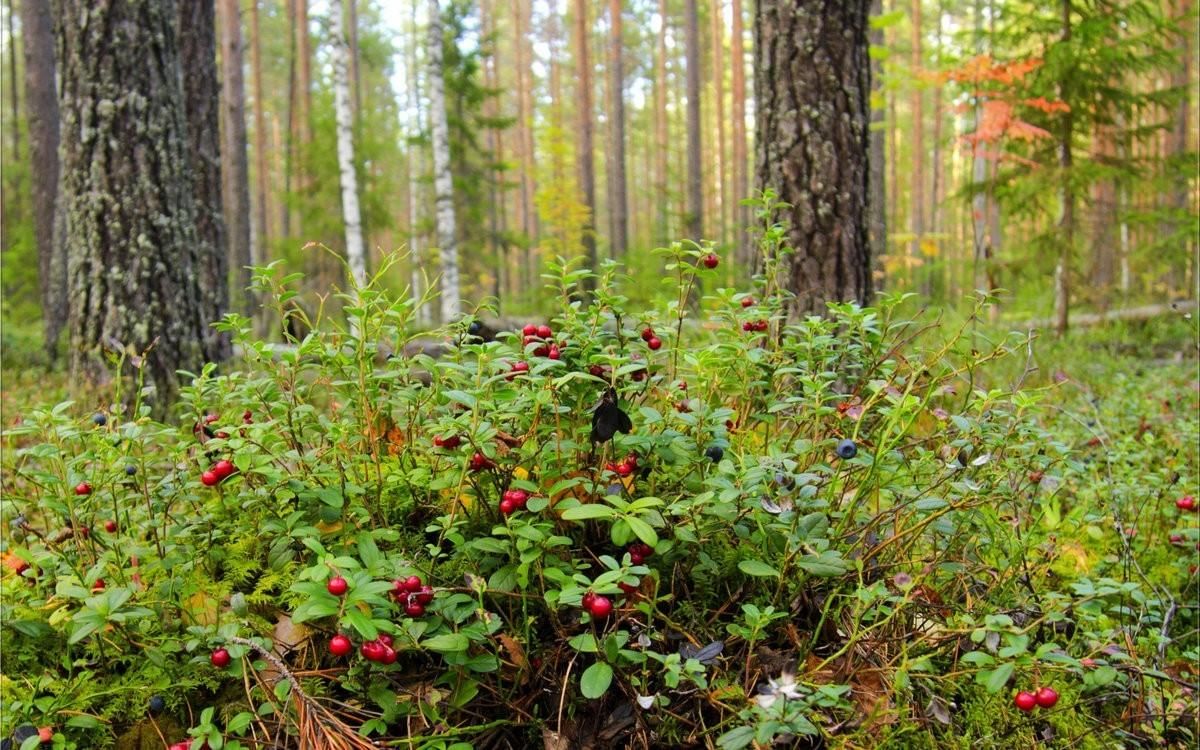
<box><xmin>20</xmin><ymin>0</ymin><xmax>66</xmax><ymax>358</ymax></box>
<box><xmin>755</xmin><ymin>0</ymin><xmax>873</xmax><ymax>317</ymax></box>
<box><xmin>53</xmin><ymin>0</ymin><xmax>214</xmax><ymax>403</ymax></box>
<box><xmin>332</xmin><ymin>0</ymin><xmax>367</xmax><ymax>290</ymax></box>
<box><xmin>427</xmin><ymin>0</ymin><xmax>460</xmax><ymax>322</ymax></box>
<box><xmin>607</xmin><ymin>0</ymin><xmax>628</xmax><ymax>257</ymax></box>
<box><xmin>179</xmin><ymin>0</ymin><xmax>231</xmax><ymax>361</ymax></box>
<box><xmin>684</xmin><ymin>0</ymin><xmax>702</xmax><ymax>241</ymax></box>
<box><xmin>574</xmin><ymin>0</ymin><xmax>598</xmax><ymax>281</ymax></box>
<box><xmin>216</xmin><ymin>0</ymin><xmax>253</xmax><ymax>317</ymax></box>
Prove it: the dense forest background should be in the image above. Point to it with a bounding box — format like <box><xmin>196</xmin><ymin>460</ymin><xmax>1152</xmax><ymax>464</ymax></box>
<box><xmin>0</xmin><ymin>0</ymin><xmax>1196</xmax><ymax>336</ymax></box>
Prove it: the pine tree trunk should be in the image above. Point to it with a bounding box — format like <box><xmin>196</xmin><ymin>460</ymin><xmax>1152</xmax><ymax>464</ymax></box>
<box><xmin>868</xmin><ymin>0</ymin><xmax>887</xmax><ymax>275</ymax></box>
<box><xmin>607</xmin><ymin>0</ymin><xmax>628</xmax><ymax>257</ymax></box>
<box><xmin>216</xmin><ymin>0</ymin><xmax>253</xmax><ymax>317</ymax></box>
<box><xmin>655</xmin><ymin>0</ymin><xmax>670</xmax><ymax>244</ymax></box>
<box><xmin>755</xmin><ymin>0</ymin><xmax>873</xmax><ymax>317</ymax></box>
<box><xmin>684</xmin><ymin>0</ymin><xmax>703</xmax><ymax>240</ymax></box>
<box><xmin>427</xmin><ymin>0</ymin><xmax>460</xmax><ymax>322</ymax></box>
<box><xmin>711</xmin><ymin>0</ymin><xmax>727</xmax><ymax>249</ymax></box>
<box><xmin>731</xmin><ymin>0</ymin><xmax>749</xmax><ymax>261</ymax></box>
<box><xmin>5</xmin><ymin>0</ymin><xmax>19</xmax><ymax>255</ymax></box>
<box><xmin>481</xmin><ymin>0</ymin><xmax>507</xmax><ymax>303</ymax></box>
<box><xmin>1053</xmin><ymin>0</ymin><xmax>1074</xmax><ymax>336</ymax></box>
<box><xmin>180</xmin><ymin>0</ymin><xmax>231</xmax><ymax>361</ymax></box>
<box><xmin>53</xmin><ymin>0</ymin><xmax>215</xmax><ymax>403</ymax></box>
<box><xmin>20</xmin><ymin>0</ymin><xmax>66</xmax><ymax>359</ymax></box>
<box><xmin>910</xmin><ymin>0</ymin><xmax>925</xmax><ymax>292</ymax></box>
<box><xmin>574</xmin><ymin>0</ymin><xmax>598</xmax><ymax>281</ymax></box>
<box><xmin>1166</xmin><ymin>0</ymin><xmax>1193</xmax><ymax>289</ymax></box>
<box><xmin>332</xmin><ymin>0</ymin><xmax>367</xmax><ymax>290</ymax></box>
<box><xmin>249</xmin><ymin>0</ymin><xmax>269</xmax><ymax>266</ymax></box>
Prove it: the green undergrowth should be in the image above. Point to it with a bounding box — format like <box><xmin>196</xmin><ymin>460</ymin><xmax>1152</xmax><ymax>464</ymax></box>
<box><xmin>1</xmin><ymin>215</ymin><xmax>1196</xmax><ymax>749</ymax></box>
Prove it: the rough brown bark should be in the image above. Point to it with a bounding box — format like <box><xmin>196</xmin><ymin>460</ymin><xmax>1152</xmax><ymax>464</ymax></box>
<box><xmin>178</xmin><ymin>0</ymin><xmax>231</xmax><ymax>361</ymax></box>
<box><xmin>574</xmin><ymin>0</ymin><xmax>598</xmax><ymax>281</ymax></box>
<box><xmin>731</xmin><ymin>0</ymin><xmax>749</xmax><ymax>261</ymax></box>
<box><xmin>754</xmin><ymin>0</ymin><xmax>873</xmax><ymax>317</ymax></box>
<box><xmin>20</xmin><ymin>0</ymin><xmax>66</xmax><ymax>358</ymax></box>
<box><xmin>213</xmin><ymin>0</ymin><xmax>252</xmax><ymax>319</ymax></box>
<box><xmin>684</xmin><ymin>0</ymin><xmax>702</xmax><ymax>240</ymax></box>
<box><xmin>53</xmin><ymin>0</ymin><xmax>215</xmax><ymax>403</ymax></box>
<box><xmin>607</xmin><ymin>0</ymin><xmax>628</xmax><ymax>257</ymax></box>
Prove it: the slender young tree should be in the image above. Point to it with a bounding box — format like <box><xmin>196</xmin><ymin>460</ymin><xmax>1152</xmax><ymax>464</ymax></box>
<box><xmin>427</xmin><ymin>0</ymin><xmax>460</xmax><ymax>322</ymax></box>
<box><xmin>711</xmin><ymin>0</ymin><xmax>727</xmax><ymax>247</ymax></box>
<box><xmin>1053</xmin><ymin>0</ymin><xmax>1075</xmax><ymax>335</ymax></box>
<box><xmin>20</xmin><ymin>0</ymin><xmax>65</xmax><ymax>358</ymax></box>
<box><xmin>574</xmin><ymin>0</ymin><xmax>598</xmax><ymax>280</ymax></box>
<box><xmin>53</xmin><ymin>0</ymin><xmax>217</xmax><ymax>401</ymax></box>
<box><xmin>654</xmin><ymin>0</ymin><xmax>670</xmax><ymax>243</ymax></box>
<box><xmin>216</xmin><ymin>0</ymin><xmax>253</xmax><ymax>316</ymax></box>
<box><xmin>755</xmin><ymin>0</ymin><xmax>873</xmax><ymax>315</ymax></box>
<box><xmin>607</xmin><ymin>0</ymin><xmax>628</xmax><ymax>257</ymax></box>
<box><xmin>684</xmin><ymin>0</ymin><xmax>702</xmax><ymax>240</ymax></box>
<box><xmin>332</xmin><ymin>0</ymin><xmax>367</xmax><ymax>290</ymax></box>
<box><xmin>910</xmin><ymin>0</ymin><xmax>925</xmax><ymax>288</ymax></box>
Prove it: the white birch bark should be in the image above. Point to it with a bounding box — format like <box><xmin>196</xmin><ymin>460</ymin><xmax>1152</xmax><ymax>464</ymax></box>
<box><xmin>427</xmin><ymin>0</ymin><xmax>460</xmax><ymax>323</ymax></box>
<box><xmin>331</xmin><ymin>0</ymin><xmax>367</xmax><ymax>290</ymax></box>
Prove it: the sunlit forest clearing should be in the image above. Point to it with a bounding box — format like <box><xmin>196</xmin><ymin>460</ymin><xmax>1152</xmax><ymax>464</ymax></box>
<box><xmin>0</xmin><ymin>1</ymin><xmax>1196</xmax><ymax>748</ymax></box>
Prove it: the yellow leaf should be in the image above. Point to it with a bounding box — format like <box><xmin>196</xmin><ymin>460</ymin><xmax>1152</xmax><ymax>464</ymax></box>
<box><xmin>919</xmin><ymin>239</ymin><xmax>940</xmax><ymax>257</ymax></box>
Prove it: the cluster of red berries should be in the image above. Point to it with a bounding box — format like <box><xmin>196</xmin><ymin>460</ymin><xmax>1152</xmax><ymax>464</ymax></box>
<box><xmin>742</xmin><ymin>319</ymin><xmax>768</xmax><ymax>332</ymax></box>
<box><xmin>200</xmin><ymin>458</ymin><xmax>236</xmax><ymax>487</ymax></box>
<box><xmin>606</xmin><ymin>453</ymin><xmax>638</xmax><ymax>478</ymax></box>
<box><xmin>581</xmin><ymin>591</ymin><xmax>614</xmax><ymax>619</ymax></box>
<box><xmin>1014</xmin><ymin>686</ymin><xmax>1058</xmax><ymax>712</ymax></box>
<box><xmin>360</xmin><ymin>632</ymin><xmax>398</xmax><ymax>664</ymax></box>
<box><xmin>1175</xmin><ymin>495</ymin><xmax>1196</xmax><ymax>511</ymax></box>
<box><xmin>390</xmin><ymin>575</ymin><xmax>435</xmax><ymax>617</ymax></box>
<box><xmin>640</xmin><ymin>327</ymin><xmax>663</xmax><ymax>351</ymax></box>
<box><xmin>521</xmin><ymin>323</ymin><xmax>563</xmax><ymax>360</ymax></box>
<box><xmin>500</xmin><ymin>488</ymin><xmax>530</xmax><ymax>515</ymax></box>
<box><xmin>469</xmin><ymin>452</ymin><xmax>494</xmax><ymax>472</ymax></box>
<box><xmin>433</xmin><ymin>434</ymin><xmax>462</xmax><ymax>449</ymax></box>
<box><xmin>627</xmin><ymin>542</ymin><xmax>655</xmax><ymax>565</ymax></box>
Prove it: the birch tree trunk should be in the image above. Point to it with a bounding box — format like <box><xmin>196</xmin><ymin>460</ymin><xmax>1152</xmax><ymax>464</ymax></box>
<box><xmin>332</xmin><ymin>0</ymin><xmax>367</xmax><ymax>290</ymax></box>
<box><xmin>427</xmin><ymin>0</ymin><xmax>460</xmax><ymax>322</ymax></box>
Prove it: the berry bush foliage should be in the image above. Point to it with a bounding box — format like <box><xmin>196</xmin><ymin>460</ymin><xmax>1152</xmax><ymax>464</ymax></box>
<box><xmin>2</xmin><ymin>223</ymin><xmax>1198</xmax><ymax>749</ymax></box>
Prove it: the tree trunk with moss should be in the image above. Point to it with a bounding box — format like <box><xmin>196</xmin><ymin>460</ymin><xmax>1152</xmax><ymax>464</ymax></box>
<box><xmin>755</xmin><ymin>0</ymin><xmax>873</xmax><ymax>317</ymax></box>
<box><xmin>53</xmin><ymin>0</ymin><xmax>214</xmax><ymax>404</ymax></box>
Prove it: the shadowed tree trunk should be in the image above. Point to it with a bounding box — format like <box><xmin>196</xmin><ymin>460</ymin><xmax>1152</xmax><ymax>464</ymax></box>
<box><xmin>755</xmin><ymin>0</ymin><xmax>873</xmax><ymax>317</ymax></box>
<box><xmin>216</xmin><ymin>0</ymin><xmax>253</xmax><ymax>318</ymax></box>
<box><xmin>179</xmin><ymin>0</ymin><xmax>231</xmax><ymax>361</ymax></box>
<box><xmin>53</xmin><ymin>0</ymin><xmax>217</xmax><ymax>403</ymax></box>
<box><xmin>607</xmin><ymin>0</ymin><xmax>628</xmax><ymax>257</ymax></box>
<box><xmin>574</xmin><ymin>0</ymin><xmax>598</xmax><ymax>284</ymax></box>
<box><xmin>684</xmin><ymin>0</ymin><xmax>702</xmax><ymax>240</ymax></box>
<box><xmin>20</xmin><ymin>0</ymin><xmax>66</xmax><ymax>359</ymax></box>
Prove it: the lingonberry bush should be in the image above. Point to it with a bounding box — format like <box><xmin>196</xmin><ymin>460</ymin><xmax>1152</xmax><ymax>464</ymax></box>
<box><xmin>2</xmin><ymin>202</ymin><xmax>1196</xmax><ymax>748</ymax></box>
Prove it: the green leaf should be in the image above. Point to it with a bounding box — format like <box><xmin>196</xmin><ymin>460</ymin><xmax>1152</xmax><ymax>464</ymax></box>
<box><xmin>344</xmin><ymin>608</ymin><xmax>377</xmax><ymax>640</ymax></box>
<box><xmin>717</xmin><ymin>726</ymin><xmax>756</xmax><ymax>750</ymax></box>
<box><xmin>738</xmin><ymin>560</ymin><xmax>780</xmax><ymax>578</ymax></box>
<box><xmin>580</xmin><ymin>661</ymin><xmax>614</xmax><ymax>699</ymax></box>
<box><xmin>796</xmin><ymin>551</ymin><xmax>849</xmax><ymax>577</ymax></box>
<box><xmin>980</xmin><ymin>661</ymin><xmax>1015</xmax><ymax>694</ymax></box>
<box><xmin>443</xmin><ymin>390</ymin><xmax>477</xmax><ymax>409</ymax></box>
<box><xmin>423</xmin><ymin>633</ymin><xmax>470</xmax><ymax>653</ymax></box>
<box><xmin>625</xmin><ymin>516</ymin><xmax>658</xmax><ymax>546</ymax></box>
<box><xmin>561</xmin><ymin>504</ymin><xmax>617</xmax><ymax>521</ymax></box>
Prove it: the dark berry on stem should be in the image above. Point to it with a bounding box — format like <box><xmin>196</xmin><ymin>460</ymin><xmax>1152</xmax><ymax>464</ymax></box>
<box><xmin>836</xmin><ymin>439</ymin><xmax>858</xmax><ymax>459</ymax></box>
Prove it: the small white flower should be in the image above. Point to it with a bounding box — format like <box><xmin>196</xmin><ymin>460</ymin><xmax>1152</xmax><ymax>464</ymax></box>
<box><xmin>636</xmin><ymin>694</ymin><xmax>656</xmax><ymax>709</ymax></box>
<box><xmin>755</xmin><ymin>670</ymin><xmax>803</xmax><ymax>708</ymax></box>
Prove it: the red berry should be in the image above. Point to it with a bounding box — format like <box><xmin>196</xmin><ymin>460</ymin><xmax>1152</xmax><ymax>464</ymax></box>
<box><xmin>210</xmin><ymin>648</ymin><xmax>231</xmax><ymax>668</ymax></box>
<box><xmin>522</xmin><ymin>324</ymin><xmax>538</xmax><ymax>336</ymax></box>
<box><xmin>361</xmin><ymin>640</ymin><xmax>386</xmax><ymax>662</ymax></box>
<box><xmin>581</xmin><ymin>592</ymin><xmax>596</xmax><ymax>608</ymax></box>
<box><xmin>104</xmin><ymin>520</ymin><xmax>117</xmax><ymax>533</ymax></box>
<box><xmin>1171</xmin><ymin>533</ymin><xmax>1184</xmax><ymax>544</ymax></box>
<box><xmin>213</xmin><ymin>459</ymin><xmax>235</xmax><ymax>479</ymax></box>
<box><xmin>755</xmin><ymin>320</ymin><xmax>768</xmax><ymax>331</ymax></box>
<box><xmin>632</xmin><ymin>369</ymin><xmax>647</xmax><ymax>382</ymax></box>
<box><xmin>615</xmin><ymin>461</ymin><xmax>633</xmax><ymax>478</ymax></box>
<box><xmin>533</xmin><ymin>345</ymin><xmax>549</xmax><ymax>357</ymax></box>
<box><xmin>405</xmin><ymin>600</ymin><xmax>426</xmax><ymax>617</ymax></box>
<box><xmin>1176</xmin><ymin>495</ymin><xmax>1196</xmax><ymax>510</ymax></box>
<box><xmin>499</xmin><ymin>498</ymin><xmax>516</xmax><ymax>515</ymax></box>
<box><xmin>630</xmin><ymin>552</ymin><xmax>644</xmax><ymax>565</ymax></box>
<box><xmin>327</xmin><ymin>576</ymin><xmax>348</xmax><ymax>596</ymax></box>
<box><xmin>523</xmin><ymin>334</ymin><xmax>538</xmax><ymax>346</ymax></box>
<box><xmin>548</xmin><ymin>345</ymin><xmax>561</xmax><ymax>360</ymax></box>
<box><xmin>381</xmin><ymin>645</ymin><xmax>398</xmax><ymax>664</ymax></box>
<box><xmin>243</xmin><ymin>409</ymin><xmax>253</xmax><ymax>423</ymax></box>
<box><xmin>534</xmin><ymin>325</ymin><xmax>550</xmax><ymax>339</ymax></box>
<box><xmin>329</xmin><ymin>634</ymin><xmax>353</xmax><ymax>656</ymax></box>
<box><xmin>74</xmin><ymin>482</ymin><xmax>92</xmax><ymax>496</ymax></box>
<box><xmin>589</xmin><ymin>364</ymin><xmax>606</xmax><ymax>377</ymax></box>
<box><xmin>618</xmin><ymin>581</ymin><xmax>638</xmax><ymax>597</ymax></box>
<box><xmin>204</xmin><ymin>413</ymin><xmax>220</xmax><ymax>425</ymax></box>
<box><xmin>742</xmin><ymin>321</ymin><xmax>754</xmax><ymax>332</ymax></box>
<box><xmin>702</xmin><ymin>253</ymin><xmax>719</xmax><ymax>269</ymax></box>
<box><xmin>37</xmin><ymin>727</ymin><xmax>52</xmax><ymax>743</ymax></box>
<box><xmin>416</xmin><ymin>585</ymin><xmax>435</xmax><ymax>604</ymax></box>
<box><xmin>1080</xmin><ymin>657</ymin><xmax>1096</xmax><ymax>667</ymax></box>
<box><xmin>201</xmin><ymin>470</ymin><xmax>219</xmax><ymax>486</ymax></box>
<box><xmin>647</xmin><ymin>336</ymin><xmax>662</xmax><ymax>351</ymax></box>
<box><xmin>92</xmin><ymin>578</ymin><xmax>105</xmax><ymax>591</ymax></box>
<box><xmin>469</xmin><ymin>453</ymin><xmax>492</xmax><ymax>471</ymax></box>
<box><xmin>1034</xmin><ymin>687</ymin><xmax>1059</xmax><ymax>708</ymax></box>
<box><xmin>1014</xmin><ymin>691</ymin><xmax>1037</xmax><ymax>712</ymax></box>
<box><xmin>588</xmin><ymin>595</ymin><xmax>613</xmax><ymax>619</ymax></box>
<box><xmin>377</xmin><ymin>633</ymin><xmax>394</xmax><ymax>647</ymax></box>
<box><xmin>404</xmin><ymin>575</ymin><xmax>423</xmax><ymax>592</ymax></box>
<box><xmin>741</xmin><ymin>297</ymin><xmax>755</xmax><ymax>308</ymax></box>
<box><xmin>215</xmin><ymin>431</ymin><xmax>230</xmax><ymax>439</ymax></box>
<box><xmin>641</xmin><ymin>327</ymin><xmax>654</xmax><ymax>342</ymax></box>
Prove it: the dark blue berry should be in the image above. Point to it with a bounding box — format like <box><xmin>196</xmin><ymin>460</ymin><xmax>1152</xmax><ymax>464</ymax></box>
<box><xmin>11</xmin><ymin>726</ymin><xmax>37</xmax><ymax>744</ymax></box>
<box><xmin>836</xmin><ymin>439</ymin><xmax>857</xmax><ymax>459</ymax></box>
<box><xmin>148</xmin><ymin>695</ymin><xmax>165</xmax><ymax>715</ymax></box>
<box><xmin>92</xmin><ymin>413</ymin><xmax>107</xmax><ymax>426</ymax></box>
<box><xmin>704</xmin><ymin>445</ymin><xmax>724</xmax><ymax>463</ymax></box>
<box><xmin>125</xmin><ymin>464</ymin><xmax>137</xmax><ymax>476</ymax></box>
